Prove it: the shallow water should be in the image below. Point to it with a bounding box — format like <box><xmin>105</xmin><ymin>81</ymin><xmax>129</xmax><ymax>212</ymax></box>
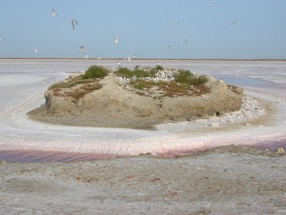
<box><xmin>0</xmin><ymin>59</ymin><xmax>285</xmax><ymax>162</ymax></box>
<box><xmin>216</xmin><ymin>75</ymin><xmax>270</xmax><ymax>87</ymax></box>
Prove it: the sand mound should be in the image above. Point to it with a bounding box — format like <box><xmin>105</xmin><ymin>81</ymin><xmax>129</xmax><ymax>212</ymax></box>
<box><xmin>28</xmin><ymin>73</ymin><xmax>243</xmax><ymax>129</ymax></box>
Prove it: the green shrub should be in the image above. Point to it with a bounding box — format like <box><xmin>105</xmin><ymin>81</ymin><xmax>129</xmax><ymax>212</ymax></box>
<box><xmin>130</xmin><ymin>80</ymin><xmax>154</xmax><ymax>90</ymax></box>
<box><xmin>115</xmin><ymin>67</ymin><xmax>156</xmax><ymax>78</ymax></box>
<box><xmin>174</xmin><ymin>69</ymin><xmax>208</xmax><ymax>86</ymax></box>
<box><xmin>114</xmin><ymin>67</ymin><xmax>133</xmax><ymax>78</ymax></box>
<box><xmin>133</xmin><ymin>68</ymin><xmax>155</xmax><ymax>78</ymax></box>
<box><xmin>82</xmin><ymin>65</ymin><xmax>109</xmax><ymax>79</ymax></box>
<box><xmin>155</xmin><ymin>65</ymin><xmax>164</xmax><ymax>71</ymax></box>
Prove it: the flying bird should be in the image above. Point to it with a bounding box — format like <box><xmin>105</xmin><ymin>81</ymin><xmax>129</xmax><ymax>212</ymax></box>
<box><xmin>170</xmin><ymin>21</ymin><xmax>181</xmax><ymax>26</ymax></box>
<box><xmin>51</xmin><ymin>8</ymin><xmax>57</xmax><ymax>16</ymax></box>
<box><xmin>113</xmin><ymin>35</ymin><xmax>119</xmax><ymax>44</ymax></box>
<box><xmin>34</xmin><ymin>48</ymin><xmax>38</xmax><ymax>54</ymax></box>
<box><xmin>71</xmin><ymin>20</ymin><xmax>78</xmax><ymax>30</ymax></box>
<box><xmin>231</xmin><ymin>21</ymin><xmax>238</xmax><ymax>25</ymax></box>
<box><xmin>165</xmin><ymin>45</ymin><xmax>172</xmax><ymax>49</ymax></box>
<box><xmin>209</xmin><ymin>2</ymin><xmax>214</xmax><ymax>6</ymax></box>
<box><xmin>0</xmin><ymin>37</ymin><xmax>4</xmax><ymax>41</ymax></box>
<box><xmin>181</xmin><ymin>37</ymin><xmax>188</xmax><ymax>45</ymax></box>
<box><xmin>79</xmin><ymin>45</ymin><xmax>87</xmax><ymax>53</ymax></box>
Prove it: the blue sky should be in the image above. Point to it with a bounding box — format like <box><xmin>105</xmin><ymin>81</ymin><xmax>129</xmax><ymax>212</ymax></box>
<box><xmin>0</xmin><ymin>0</ymin><xmax>286</xmax><ymax>59</ymax></box>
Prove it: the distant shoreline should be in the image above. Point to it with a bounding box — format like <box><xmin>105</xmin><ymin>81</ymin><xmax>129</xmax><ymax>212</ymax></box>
<box><xmin>0</xmin><ymin>58</ymin><xmax>286</xmax><ymax>62</ymax></box>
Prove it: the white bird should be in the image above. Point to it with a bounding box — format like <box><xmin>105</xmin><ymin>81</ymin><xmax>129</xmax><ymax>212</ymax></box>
<box><xmin>0</xmin><ymin>37</ymin><xmax>4</xmax><ymax>41</ymax></box>
<box><xmin>113</xmin><ymin>35</ymin><xmax>119</xmax><ymax>44</ymax></box>
<box><xmin>51</xmin><ymin>8</ymin><xmax>57</xmax><ymax>16</ymax></box>
<box><xmin>278</xmin><ymin>97</ymin><xmax>281</xmax><ymax>103</ymax></box>
<box><xmin>71</xmin><ymin>20</ymin><xmax>78</xmax><ymax>30</ymax></box>
<box><xmin>170</xmin><ymin>21</ymin><xmax>181</xmax><ymax>26</ymax></box>
<box><xmin>128</xmin><ymin>56</ymin><xmax>131</xmax><ymax>61</ymax></box>
<box><xmin>79</xmin><ymin>45</ymin><xmax>86</xmax><ymax>53</ymax></box>
<box><xmin>209</xmin><ymin>2</ymin><xmax>214</xmax><ymax>6</ymax></box>
<box><xmin>165</xmin><ymin>45</ymin><xmax>172</xmax><ymax>49</ymax></box>
<box><xmin>34</xmin><ymin>48</ymin><xmax>38</xmax><ymax>54</ymax></box>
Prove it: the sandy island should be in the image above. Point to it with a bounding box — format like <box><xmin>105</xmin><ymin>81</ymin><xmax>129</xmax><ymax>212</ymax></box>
<box><xmin>28</xmin><ymin>66</ymin><xmax>244</xmax><ymax>130</ymax></box>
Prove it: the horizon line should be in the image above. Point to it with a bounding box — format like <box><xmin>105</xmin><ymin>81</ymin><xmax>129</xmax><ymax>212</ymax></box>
<box><xmin>0</xmin><ymin>57</ymin><xmax>286</xmax><ymax>61</ymax></box>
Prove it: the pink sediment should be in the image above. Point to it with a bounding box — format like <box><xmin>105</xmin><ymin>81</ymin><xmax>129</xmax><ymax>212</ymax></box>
<box><xmin>0</xmin><ymin>139</ymin><xmax>285</xmax><ymax>162</ymax></box>
<box><xmin>0</xmin><ymin>149</ymin><xmax>126</xmax><ymax>163</ymax></box>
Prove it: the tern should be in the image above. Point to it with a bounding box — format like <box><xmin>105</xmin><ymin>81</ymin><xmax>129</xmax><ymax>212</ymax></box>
<box><xmin>51</xmin><ymin>8</ymin><xmax>57</xmax><ymax>16</ymax></box>
<box><xmin>165</xmin><ymin>45</ymin><xmax>172</xmax><ymax>49</ymax></box>
<box><xmin>170</xmin><ymin>21</ymin><xmax>181</xmax><ymax>26</ymax></box>
<box><xmin>79</xmin><ymin>45</ymin><xmax>87</xmax><ymax>53</ymax></box>
<box><xmin>113</xmin><ymin>35</ymin><xmax>119</xmax><ymax>44</ymax></box>
<box><xmin>34</xmin><ymin>48</ymin><xmax>38</xmax><ymax>54</ymax></box>
<box><xmin>209</xmin><ymin>2</ymin><xmax>214</xmax><ymax>6</ymax></box>
<box><xmin>71</xmin><ymin>20</ymin><xmax>78</xmax><ymax>30</ymax></box>
<box><xmin>231</xmin><ymin>21</ymin><xmax>237</xmax><ymax>25</ymax></box>
<box><xmin>181</xmin><ymin>37</ymin><xmax>188</xmax><ymax>45</ymax></box>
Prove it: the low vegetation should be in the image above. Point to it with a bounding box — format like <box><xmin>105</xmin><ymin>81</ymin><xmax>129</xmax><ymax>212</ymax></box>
<box><xmin>114</xmin><ymin>67</ymin><xmax>157</xmax><ymax>78</ymax></box>
<box><xmin>48</xmin><ymin>64</ymin><xmax>209</xmax><ymax>99</ymax></box>
<box><xmin>48</xmin><ymin>65</ymin><xmax>109</xmax><ymax>100</ymax></box>
<box><xmin>115</xmin><ymin>65</ymin><xmax>209</xmax><ymax>97</ymax></box>
<box><xmin>174</xmin><ymin>69</ymin><xmax>208</xmax><ymax>86</ymax></box>
<box><xmin>82</xmin><ymin>65</ymin><xmax>109</xmax><ymax>79</ymax></box>
<box><xmin>49</xmin><ymin>65</ymin><xmax>109</xmax><ymax>90</ymax></box>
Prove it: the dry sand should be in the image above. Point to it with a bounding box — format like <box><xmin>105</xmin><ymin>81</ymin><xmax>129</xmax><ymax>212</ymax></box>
<box><xmin>1</xmin><ymin>59</ymin><xmax>286</xmax><ymax>214</ymax></box>
<box><xmin>1</xmin><ymin>146</ymin><xmax>286</xmax><ymax>215</ymax></box>
<box><xmin>27</xmin><ymin>72</ymin><xmax>244</xmax><ymax>130</ymax></box>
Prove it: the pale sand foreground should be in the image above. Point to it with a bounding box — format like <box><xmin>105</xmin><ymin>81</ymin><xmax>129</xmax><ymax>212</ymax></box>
<box><xmin>1</xmin><ymin>147</ymin><xmax>286</xmax><ymax>215</ymax></box>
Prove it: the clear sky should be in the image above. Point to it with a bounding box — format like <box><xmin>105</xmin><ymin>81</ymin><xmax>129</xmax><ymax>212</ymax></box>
<box><xmin>0</xmin><ymin>0</ymin><xmax>286</xmax><ymax>59</ymax></box>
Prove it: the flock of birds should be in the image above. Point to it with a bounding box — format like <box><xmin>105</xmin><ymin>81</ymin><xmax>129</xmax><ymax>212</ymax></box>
<box><xmin>49</xmin><ymin>8</ymin><xmax>127</xmax><ymax>59</ymax></box>
<box><xmin>0</xmin><ymin>2</ymin><xmax>239</xmax><ymax>59</ymax></box>
<box><xmin>2</xmin><ymin>7</ymin><xmax>193</xmax><ymax>59</ymax></box>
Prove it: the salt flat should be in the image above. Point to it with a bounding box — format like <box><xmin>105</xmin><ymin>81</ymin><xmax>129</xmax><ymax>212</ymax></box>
<box><xmin>0</xmin><ymin>59</ymin><xmax>285</xmax><ymax>159</ymax></box>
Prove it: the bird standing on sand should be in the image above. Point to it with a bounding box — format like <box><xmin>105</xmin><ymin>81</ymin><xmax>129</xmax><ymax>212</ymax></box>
<box><xmin>71</xmin><ymin>20</ymin><xmax>78</xmax><ymax>30</ymax></box>
<box><xmin>51</xmin><ymin>8</ymin><xmax>57</xmax><ymax>16</ymax></box>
